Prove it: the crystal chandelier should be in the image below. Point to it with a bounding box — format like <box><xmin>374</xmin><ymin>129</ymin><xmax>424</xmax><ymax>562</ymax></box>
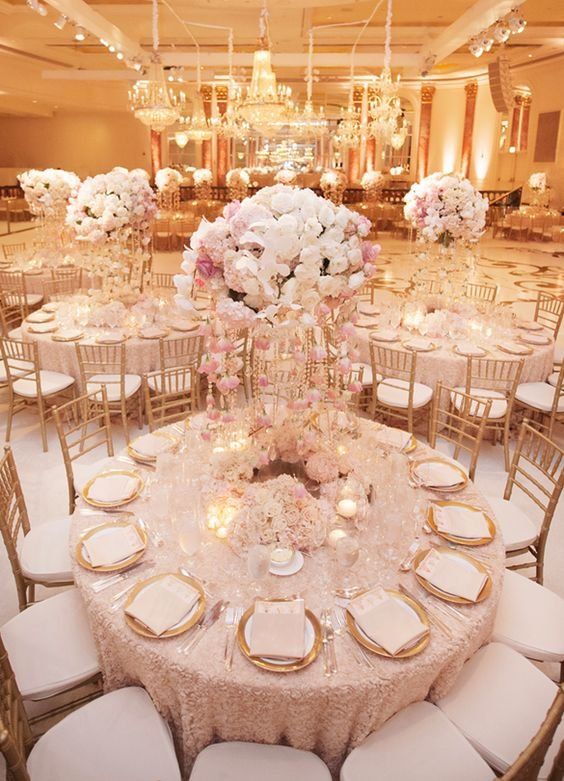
<box><xmin>232</xmin><ymin>8</ymin><xmax>295</xmax><ymax>135</ymax></box>
<box><xmin>128</xmin><ymin>0</ymin><xmax>180</xmax><ymax>131</ymax></box>
<box><xmin>291</xmin><ymin>32</ymin><xmax>327</xmax><ymax>140</ymax></box>
<box><xmin>178</xmin><ymin>96</ymin><xmax>212</xmax><ymax>142</ymax></box>
<box><xmin>366</xmin><ymin>0</ymin><xmax>405</xmax><ymax>147</ymax></box>
<box><xmin>333</xmin><ymin>93</ymin><xmax>363</xmax><ymax>148</ymax></box>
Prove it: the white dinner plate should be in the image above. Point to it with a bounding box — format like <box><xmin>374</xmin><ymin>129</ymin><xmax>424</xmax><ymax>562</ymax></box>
<box><xmin>244</xmin><ymin>613</ymin><xmax>315</xmax><ymax>666</ymax></box>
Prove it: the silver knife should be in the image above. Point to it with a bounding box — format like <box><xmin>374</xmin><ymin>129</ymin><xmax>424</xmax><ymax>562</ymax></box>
<box><xmin>179</xmin><ymin>600</ymin><xmax>228</xmax><ymax>655</ymax></box>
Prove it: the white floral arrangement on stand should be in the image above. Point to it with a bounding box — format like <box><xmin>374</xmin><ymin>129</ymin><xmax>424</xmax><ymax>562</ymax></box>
<box><xmin>226</xmin><ymin>168</ymin><xmax>250</xmax><ymax>201</ymax></box>
<box><xmin>528</xmin><ymin>172</ymin><xmax>547</xmax><ymax>194</ymax></box>
<box><xmin>361</xmin><ymin>170</ymin><xmax>384</xmax><ymax>202</ymax></box>
<box><xmin>403</xmin><ymin>171</ymin><xmax>488</xmax><ymax>247</ymax></box>
<box><xmin>275</xmin><ymin>168</ymin><xmax>297</xmax><ymax>186</ymax></box>
<box><xmin>155</xmin><ymin>167</ymin><xmax>182</xmax><ymax>213</ymax></box>
<box><xmin>194</xmin><ymin>168</ymin><xmax>213</xmax><ymax>200</ymax></box>
<box><xmin>18</xmin><ymin>168</ymin><xmax>80</xmax><ymax>219</ymax></box>
<box><xmin>320</xmin><ymin>169</ymin><xmax>347</xmax><ymax>205</ymax></box>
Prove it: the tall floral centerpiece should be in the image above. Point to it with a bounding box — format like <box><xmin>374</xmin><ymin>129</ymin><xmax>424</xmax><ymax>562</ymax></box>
<box><xmin>404</xmin><ymin>171</ymin><xmax>488</xmax><ymax>291</ymax></box>
<box><xmin>155</xmin><ymin>167</ymin><xmax>182</xmax><ymax>213</ymax></box>
<box><xmin>226</xmin><ymin>168</ymin><xmax>250</xmax><ymax>201</ymax></box>
<box><xmin>528</xmin><ymin>172</ymin><xmax>549</xmax><ymax>208</ymax></box>
<box><xmin>320</xmin><ymin>169</ymin><xmax>347</xmax><ymax>205</ymax></box>
<box><xmin>18</xmin><ymin>168</ymin><xmax>80</xmax><ymax>254</ymax></box>
<box><xmin>274</xmin><ymin>168</ymin><xmax>297</xmax><ymax>186</ymax></box>
<box><xmin>66</xmin><ymin>167</ymin><xmax>156</xmax><ymax>292</ymax></box>
<box><xmin>361</xmin><ymin>170</ymin><xmax>384</xmax><ymax>202</ymax></box>
<box><xmin>194</xmin><ymin>169</ymin><xmax>213</xmax><ymax>200</ymax></box>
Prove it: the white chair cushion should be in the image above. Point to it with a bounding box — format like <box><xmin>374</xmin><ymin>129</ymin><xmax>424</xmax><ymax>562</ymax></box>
<box><xmin>146</xmin><ymin>370</ymin><xmax>192</xmax><ymax>394</ymax></box>
<box><xmin>0</xmin><ymin>589</ymin><xmax>99</xmax><ymax>699</ymax></box>
<box><xmin>547</xmin><ymin>371</ymin><xmax>559</xmax><ymax>387</ymax></box>
<box><xmin>87</xmin><ymin>374</ymin><xmax>141</xmax><ymax>402</ymax></box>
<box><xmin>0</xmin><ymin>357</ymin><xmax>33</xmax><ymax>383</ymax></box>
<box><xmin>8</xmin><ymin>327</ymin><xmax>22</xmax><ymax>339</ymax></box>
<box><xmin>340</xmin><ymin>701</ymin><xmax>492</xmax><ymax>781</ymax></box>
<box><xmin>492</xmin><ymin>570</ymin><xmax>564</xmax><ymax>663</ymax></box>
<box><xmin>437</xmin><ymin>642</ymin><xmax>560</xmax><ymax>773</ymax></box>
<box><xmin>553</xmin><ymin>344</ymin><xmax>564</xmax><ymax>365</ymax></box>
<box><xmin>13</xmin><ymin>370</ymin><xmax>75</xmax><ymax>398</ymax></box>
<box><xmin>485</xmin><ymin>496</ymin><xmax>538</xmax><ymax>551</ymax></box>
<box><xmin>19</xmin><ymin>516</ymin><xmax>73</xmax><ymax>583</ymax></box>
<box><xmin>189</xmin><ymin>742</ymin><xmax>332</xmax><ymax>781</ymax></box>
<box><xmin>452</xmin><ymin>387</ymin><xmax>507</xmax><ymax>419</ymax></box>
<box><xmin>26</xmin><ymin>293</ymin><xmax>43</xmax><ymax>307</ymax></box>
<box><xmin>27</xmin><ymin>687</ymin><xmax>181</xmax><ymax>781</ymax></box>
<box><xmin>515</xmin><ymin>382</ymin><xmax>564</xmax><ymax>413</ymax></box>
<box><xmin>376</xmin><ymin>378</ymin><xmax>433</xmax><ymax>409</ymax></box>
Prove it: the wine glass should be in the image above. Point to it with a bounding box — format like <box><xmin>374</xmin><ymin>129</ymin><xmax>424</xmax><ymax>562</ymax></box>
<box><xmin>246</xmin><ymin>544</ymin><xmax>271</xmax><ymax>595</ymax></box>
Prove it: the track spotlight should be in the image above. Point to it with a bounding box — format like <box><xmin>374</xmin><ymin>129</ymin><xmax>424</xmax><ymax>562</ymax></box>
<box><xmin>74</xmin><ymin>26</ymin><xmax>86</xmax><ymax>41</ymax></box>
<box><xmin>507</xmin><ymin>10</ymin><xmax>526</xmax><ymax>34</ymax></box>
<box><xmin>469</xmin><ymin>39</ymin><xmax>483</xmax><ymax>58</ymax></box>
<box><xmin>54</xmin><ymin>13</ymin><xmax>67</xmax><ymax>30</ymax></box>
<box><xmin>492</xmin><ymin>22</ymin><xmax>510</xmax><ymax>43</ymax></box>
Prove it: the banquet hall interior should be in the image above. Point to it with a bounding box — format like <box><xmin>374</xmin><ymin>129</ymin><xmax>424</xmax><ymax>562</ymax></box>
<box><xmin>0</xmin><ymin>0</ymin><xmax>564</xmax><ymax>778</ymax></box>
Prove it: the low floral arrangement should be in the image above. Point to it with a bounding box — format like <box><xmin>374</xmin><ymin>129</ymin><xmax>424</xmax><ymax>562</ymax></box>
<box><xmin>403</xmin><ymin>172</ymin><xmax>488</xmax><ymax>246</ymax></box>
<box><xmin>226</xmin><ymin>168</ymin><xmax>250</xmax><ymax>201</ymax></box>
<box><xmin>194</xmin><ymin>168</ymin><xmax>213</xmax><ymax>200</ymax></box>
<box><xmin>66</xmin><ymin>167</ymin><xmax>157</xmax><ymax>246</ymax></box>
<box><xmin>275</xmin><ymin>168</ymin><xmax>297</xmax><ymax>186</ymax></box>
<box><xmin>18</xmin><ymin>168</ymin><xmax>80</xmax><ymax>219</ymax></box>
<box><xmin>528</xmin><ymin>172</ymin><xmax>547</xmax><ymax>194</ymax></box>
<box><xmin>320</xmin><ymin>169</ymin><xmax>347</xmax><ymax>205</ymax></box>
<box><xmin>361</xmin><ymin>170</ymin><xmax>384</xmax><ymax>202</ymax></box>
<box><xmin>155</xmin><ymin>167</ymin><xmax>183</xmax><ymax>193</ymax></box>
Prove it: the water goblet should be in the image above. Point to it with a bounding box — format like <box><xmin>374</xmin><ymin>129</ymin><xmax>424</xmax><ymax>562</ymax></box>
<box><xmin>176</xmin><ymin>511</ymin><xmax>202</xmax><ymax>560</ymax></box>
<box><xmin>246</xmin><ymin>544</ymin><xmax>271</xmax><ymax>595</ymax></box>
<box><xmin>335</xmin><ymin>535</ymin><xmax>360</xmax><ymax>593</ymax></box>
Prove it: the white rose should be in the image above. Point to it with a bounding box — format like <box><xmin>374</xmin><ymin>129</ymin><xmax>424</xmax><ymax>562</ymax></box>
<box><xmin>318</xmin><ymin>203</ymin><xmax>336</xmax><ymax>227</ymax></box>
<box><xmin>271</xmin><ymin>191</ymin><xmax>295</xmax><ymax>214</ymax></box>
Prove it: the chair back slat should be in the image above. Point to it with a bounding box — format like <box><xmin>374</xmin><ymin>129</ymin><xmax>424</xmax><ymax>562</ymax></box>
<box><xmin>466</xmin><ymin>356</ymin><xmax>523</xmax><ymax>395</ymax></box>
<box><xmin>0</xmin><ymin>448</ymin><xmax>31</xmax><ymax>612</ymax></box>
<box><xmin>463</xmin><ymin>281</ymin><xmax>497</xmax><ymax>304</ymax></box>
<box><xmin>534</xmin><ymin>293</ymin><xmax>564</xmax><ymax>337</ymax></box>
<box><xmin>2</xmin><ymin>243</ymin><xmax>27</xmax><ymax>261</ymax></box>
<box><xmin>0</xmin><ymin>292</ymin><xmax>25</xmax><ymax>338</ymax></box>
<box><xmin>144</xmin><ymin>367</ymin><xmax>197</xmax><ymax>430</ymax></box>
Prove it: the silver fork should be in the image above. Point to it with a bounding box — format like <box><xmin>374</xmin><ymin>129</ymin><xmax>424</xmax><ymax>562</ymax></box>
<box><xmin>224</xmin><ymin>606</ymin><xmax>243</xmax><ymax>672</ymax></box>
<box><xmin>90</xmin><ymin>558</ymin><xmax>154</xmax><ymax>593</ymax></box>
<box><xmin>332</xmin><ymin>608</ymin><xmax>378</xmax><ymax>672</ymax></box>
<box><xmin>322</xmin><ymin>609</ymin><xmax>337</xmax><ymax>675</ymax></box>
<box><xmin>177</xmin><ymin>600</ymin><xmax>227</xmax><ymax>655</ymax></box>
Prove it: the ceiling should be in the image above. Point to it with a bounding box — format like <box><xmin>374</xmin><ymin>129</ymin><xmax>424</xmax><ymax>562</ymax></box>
<box><xmin>0</xmin><ymin>0</ymin><xmax>563</xmax><ymax>117</ymax></box>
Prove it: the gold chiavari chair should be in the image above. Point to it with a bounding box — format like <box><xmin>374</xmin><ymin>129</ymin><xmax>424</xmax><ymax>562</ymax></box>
<box><xmin>174</xmin><ymin>219</ymin><xmax>192</xmax><ymax>250</ymax></box>
<box><xmin>53</xmin><ymin>388</ymin><xmax>114</xmax><ymax>515</ymax></box>
<box><xmin>2</xmin><ymin>242</ymin><xmax>26</xmax><ymax>261</ymax></box>
<box><xmin>428</xmin><ymin>383</ymin><xmax>492</xmax><ymax>481</ymax></box>
<box><xmin>75</xmin><ymin>342</ymin><xmax>143</xmax><ymax>443</ymax></box>
<box><xmin>500</xmin><ymin>689</ymin><xmax>564</xmax><ymax>780</ymax></box>
<box><xmin>414</xmin><ymin>278</ymin><xmax>442</xmax><ymax>295</ymax></box>
<box><xmin>42</xmin><ymin>276</ymin><xmax>81</xmax><ymax>302</ymax></box>
<box><xmin>0</xmin><ymin>446</ymin><xmax>73</xmax><ymax>612</ymax></box>
<box><xmin>51</xmin><ymin>265</ymin><xmax>82</xmax><ymax>288</ymax></box>
<box><xmin>0</xmin><ymin>270</ymin><xmax>43</xmax><ymax>312</ymax></box>
<box><xmin>457</xmin><ymin>356</ymin><xmax>523</xmax><ymax>470</ymax></box>
<box><xmin>146</xmin><ymin>333</ymin><xmax>203</xmax><ymax>399</ymax></box>
<box><xmin>150</xmin><ymin>272</ymin><xmax>176</xmax><ymax>292</ymax></box>
<box><xmin>0</xmin><ymin>290</ymin><xmax>25</xmax><ymax>339</ymax></box>
<box><xmin>0</xmin><ymin>633</ymin><xmax>181</xmax><ymax>779</ymax></box>
<box><xmin>534</xmin><ymin>292</ymin><xmax>564</xmax><ymax>339</ymax></box>
<box><xmin>369</xmin><ymin>343</ymin><xmax>433</xmax><ymax>434</ymax></box>
<box><xmin>144</xmin><ymin>366</ymin><xmax>199</xmax><ymax>430</ymax></box>
<box><xmin>515</xmin><ymin>362</ymin><xmax>564</xmax><ymax>440</ymax></box>
<box><xmin>508</xmin><ymin>212</ymin><xmax>530</xmax><ymax>241</ymax></box>
<box><xmin>485</xmin><ymin>420</ymin><xmax>564</xmax><ymax>585</ymax></box>
<box><xmin>152</xmin><ymin>218</ymin><xmax>172</xmax><ymax>251</ymax></box>
<box><xmin>463</xmin><ymin>281</ymin><xmax>498</xmax><ymax>304</ymax></box>
<box><xmin>1</xmin><ymin>338</ymin><xmax>76</xmax><ymax>452</ymax></box>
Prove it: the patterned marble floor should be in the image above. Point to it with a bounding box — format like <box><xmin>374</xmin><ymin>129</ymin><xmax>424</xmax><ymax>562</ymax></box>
<box><xmin>0</xmin><ymin>231</ymin><xmax>562</xmax><ymax>705</ymax></box>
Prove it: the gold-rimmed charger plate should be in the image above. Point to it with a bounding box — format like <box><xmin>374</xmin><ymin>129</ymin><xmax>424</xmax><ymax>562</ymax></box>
<box><xmin>169</xmin><ymin>322</ymin><xmax>200</xmax><ymax>333</ymax></box>
<box><xmin>346</xmin><ymin>589</ymin><xmax>430</xmax><ymax>658</ymax></box>
<box><xmin>452</xmin><ymin>345</ymin><xmax>489</xmax><ymax>358</ymax></box>
<box><xmin>412</xmin><ymin>546</ymin><xmax>492</xmax><ymax>605</ymax></box>
<box><xmin>28</xmin><ymin>323</ymin><xmax>58</xmax><ymax>334</ymax></box>
<box><xmin>369</xmin><ymin>331</ymin><xmax>400</xmax><ymax>343</ymax></box>
<box><xmin>75</xmin><ymin>520</ymin><xmax>147</xmax><ymax>573</ymax></box>
<box><xmin>52</xmin><ymin>331</ymin><xmax>84</xmax><ymax>343</ymax></box>
<box><xmin>518</xmin><ymin>334</ymin><xmax>551</xmax><ymax>347</ymax></box>
<box><xmin>403</xmin><ymin>434</ymin><xmax>417</xmax><ymax>454</ymax></box>
<box><xmin>127</xmin><ymin>431</ymin><xmax>178</xmax><ymax>464</ymax></box>
<box><xmin>496</xmin><ymin>343</ymin><xmax>533</xmax><ymax>356</ymax></box>
<box><xmin>237</xmin><ymin>601</ymin><xmax>322</xmax><ymax>673</ymax></box>
<box><xmin>410</xmin><ymin>458</ymin><xmax>468</xmax><ymax>493</ymax></box>
<box><xmin>516</xmin><ymin>321</ymin><xmax>543</xmax><ymax>331</ymax></box>
<box><xmin>402</xmin><ymin>340</ymin><xmax>438</xmax><ymax>353</ymax></box>
<box><xmin>427</xmin><ymin>501</ymin><xmax>495</xmax><ymax>546</ymax></box>
<box><xmin>124</xmin><ymin>573</ymin><xmax>206</xmax><ymax>639</ymax></box>
<box><xmin>138</xmin><ymin>328</ymin><xmax>170</xmax><ymax>340</ymax></box>
<box><xmin>82</xmin><ymin>469</ymin><xmax>144</xmax><ymax>508</ymax></box>
<box><xmin>27</xmin><ymin>313</ymin><xmax>55</xmax><ymax>324</ymax></box>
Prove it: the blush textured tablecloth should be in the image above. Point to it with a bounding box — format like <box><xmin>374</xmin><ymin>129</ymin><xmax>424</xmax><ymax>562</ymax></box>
<box><xmin>70</xmin><ymin>418</ymin><xmax>505</xmax><ymax>778</ymax></box>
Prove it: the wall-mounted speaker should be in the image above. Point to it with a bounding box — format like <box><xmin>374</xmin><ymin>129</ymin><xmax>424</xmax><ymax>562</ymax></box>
<box><xmin>488</xmin><ymin>57</ymin><xmax>513</xmax><ymax>113</ymax></box>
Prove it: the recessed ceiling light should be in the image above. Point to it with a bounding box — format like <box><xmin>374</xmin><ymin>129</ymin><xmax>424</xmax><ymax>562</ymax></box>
<box><xmin>74</xmin><ymin>26</ymin><xmax>86</xmax><ymax>41</ymax></box>
<box><xmin>116</xmin><ymin>51</ymin><xmax>124</xmax><ymax>60</ymax></box>
<box><xmin>108</xmin><ymin>44</ymin><xmax>115</xmax><ymax>53</ymax></box>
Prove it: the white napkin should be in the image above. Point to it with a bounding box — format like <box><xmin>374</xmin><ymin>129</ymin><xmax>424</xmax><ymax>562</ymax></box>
<box><xmin>455</xmin><ymin>341</ymin><xmax>486</xmax><ymax>357</ymax></box>
<box><xmin>371</xmin><ymin>329</ymin><xmax>398</xmax><ymax>342</ymax></box>
<box><xmin>42</xmin><ymin>302</ymin><xmax>60</xmax><ymax>312</ymax></box>
<box><xmin>416</xmin><ymin>549</ymin><xmax>487</xmax><ymax>602</ymax></box>
<box><xmin>87</xmin><ymin>473</ymin><xmax>139</xmax><ymax>504</ymax></box>
<box><xmin>375</xmin><ymin>427</ymin><xmax>412</xmax><ymax>451</ymax></box>
<box><xmin>405</xmin><ymin>337</ymin><xmax>433</xmax><ymax>351</ymax></box>
<box><xmin>414</xmin><ymin>461</ymin><xmax>465</xmax><ymax>488</ymax></box>
<box><xmin>82</xmin><ymin>524</ymin><xmax>144</xmax><ymax>568</ymax></box>
<box><xmin>348</xmin><ymin>587</ymin><xmax>428</xmax><ymax>655</ymax></box>
<box><xmin>433</xmin><ymin>504</ymin><xmax>492</xmax><ymax>540</ymax></box>
<box><xmin>139</xmin><ymin>326</ymin><xmax>167</xmax><ymax>339</ymax></box>
<box><xmin>517</xmin><ymin>320</ymin><xmax>542</xmax><ymax>331</ymax></box>
<box><xmin>96</xmin><ymin>332</ymin><xmax>125</xmax><ymax>344</ymax></box>
<box><xmin>53</xmin><ymin>329</ymin><xmax>83</xmax><ymax>341</ymax></box>
<box><xmin>26</xmin><ymin>311</ymin><xmax>54</xmax><ymax>323</ymax></box>
<box><xmin>520</xmin><ymin>333</ymin><xmax>550</xmax><ymax>345</ymax></box>
<box><xmin>497</xmin><ymin>341</ymin><xmax>529</xmax><ymax>355</ymax></box>
<box><xmin>28</xmin><ymin>322</ymin><xmax>57</xmax><ymax>333</ymax></box>
<box><xmin>131</xmin><ymin>432</ymin><xmax>174</xmax><ymax>458</ymax></box>
<box><xmin>125</xmin><ymin>575</ymin><xmax>200</xmax><ymax>636</ymax></box>
<box><xmin>249</xmin><ymin>599</ymin><xmax>306</xmax><ymax>660</ymax></box>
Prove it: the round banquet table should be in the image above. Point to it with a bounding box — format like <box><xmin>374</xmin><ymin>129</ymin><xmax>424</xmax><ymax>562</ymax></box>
<box><xmin>355</xmin><ymin>318</ymin><xmax>554</xmax><ymax>389</ymax></box>
<box><xmin>70</xmin><ymin>416</ymin><xmax>505</xmax><ymax>778</ymax></box>
<box><xmin>21</xmin><ymin>322</ymin><xmax>199</xmax><ymax>381</ymax></box>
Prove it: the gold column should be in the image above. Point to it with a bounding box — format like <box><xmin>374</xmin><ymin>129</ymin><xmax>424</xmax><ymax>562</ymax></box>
<box><xmin>510</xmin><ymin>93</ymin><xmax>532</xmax><ymax>152</ymax></box>
<box><xmin>150</xmin><ymin>129</ymin><xmax>162</xmax><ymax>180</ymax></box>
<box><xmin>460</xmin><ymin>81</ymin><xmax>478</xmax><ymax>178</ymax></box>
<box><xmin>200</xmin><ymin>85</ymin><xmax>213</xmax><ymax>171</ymax></box>
<box><xmin>365</xmin><ymin>84</ymin><xmax>377</xmax><ymax>173</ymax></box>
<box><xmin>417</xmin><ymin>84</ymin><xmax>436</xmax><ymax>180</ymax></box>
<box><xmin>216</xmin><ymin>85</ymin><xmax>229</xmax><ymax>186</ymax></box>
<box><xmin>347</xmin><ymin>85</ymin><xmax>363</xmax><ymax>184</ymax></box>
